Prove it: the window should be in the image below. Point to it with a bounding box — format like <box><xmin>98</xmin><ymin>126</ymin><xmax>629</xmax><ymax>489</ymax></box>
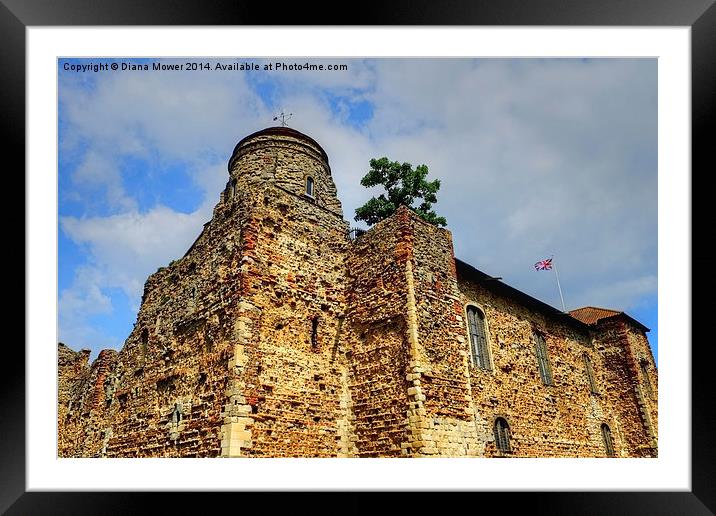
<box><xmin>189</xmin><ymin>285</ymin><xmax>197</xmax><ymax>311</ymax></box>
<box><xmin>305</xmin><ymin>176</ymin><xmax>315</xmax><ymax>197</ymax></box>
<box><xmin>534</xmin><ymin>332</ymin><xmax>553</xmax><ymax>385</ymax></box>
<box><xmin>227</xmin><ymin>178</ymin><xmax>236</xmax><ymax>201</ymax></box>
<box><xmin>640</xmin><ymin>359</ymin><xmax>654</xmax><ymax>398</ymax></box>
<box><xmin>584</xmin><ymin>353</ymin><xmax>598</xmax><ymax>394</ymax></box>
<box><xmin>466</xmin><ymin>305</ymin><xmax>491</xmax><ymax>370</ymax></box>
<box><xmin>494</xmin><ymin>418</ymin><xmax>511</xmax><ymax>453</ymax></box>
<box><xmin>140</xmin><ymin>328</ymin><xmax>149</xmax><ymax>356</ymax></box>
<box><xmin>311</xmin><ymin>316</ymin><xmax>319</xmax><ymax>349</ymax></box>
<box><xmin>601</xmin><ymin>423</ymin><xmax>615</xmax><ymax>457</ymax></box>
<box><xmin>171</xmin><ymin>402</ymin><xmax>183</xmax><ymax>425</ymax></box>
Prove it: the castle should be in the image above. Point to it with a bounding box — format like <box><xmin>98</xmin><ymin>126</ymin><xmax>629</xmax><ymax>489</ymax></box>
<box><xmin>58</xmin><ymin>126</ymin><xmax>658</xmax><ymax>458</ymax></box>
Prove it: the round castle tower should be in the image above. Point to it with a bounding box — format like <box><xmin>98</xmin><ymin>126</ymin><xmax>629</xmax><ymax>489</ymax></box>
<box><xmin>218</xmin><ymin>127</ymin><xmax>354</xmax><ymax>457</ymax></box>
<box><xmin>225</xmin><ymin>126</ymin><xmax>343</xmax><ymax>218</ymax></box>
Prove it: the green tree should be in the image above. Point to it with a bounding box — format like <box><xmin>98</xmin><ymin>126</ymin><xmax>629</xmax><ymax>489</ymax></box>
<box><xmin>354</xmin><ymin>157</ymin><xmax>447</xmax><ymax>227</ymax></box>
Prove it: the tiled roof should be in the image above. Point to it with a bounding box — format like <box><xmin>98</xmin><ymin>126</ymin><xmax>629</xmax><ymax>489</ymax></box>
<box><xmin>569</xmin><ymin>306</ymin><xmax>650</xmax><ymax>332</ymax></box>
<box><xmin>568</xmin><ymin>306</ymin><xmax>622</xmax><ymax>325</ymax></box>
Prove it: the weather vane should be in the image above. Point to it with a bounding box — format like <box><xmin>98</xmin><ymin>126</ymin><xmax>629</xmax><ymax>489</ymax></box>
<box><xmin>273</xmin><ymin>111</ymin><xmax>293</xmax><ymax>127</ymax></box>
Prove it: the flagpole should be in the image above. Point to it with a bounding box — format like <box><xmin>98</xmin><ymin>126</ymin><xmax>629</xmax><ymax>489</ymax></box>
<box><xmin>552</xmin><ymin>256</ymin><xmax>566</xmax><ymax>312</ymax></box>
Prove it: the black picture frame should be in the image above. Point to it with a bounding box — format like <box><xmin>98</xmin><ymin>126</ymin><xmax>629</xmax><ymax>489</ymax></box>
<box><xmin>4</xmin><ymin>0</ymin><xmax>713</xmax><ymax>513</ymax></box>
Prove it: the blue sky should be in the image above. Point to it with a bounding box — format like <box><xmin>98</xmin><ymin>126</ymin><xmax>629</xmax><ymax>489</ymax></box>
<box><xmin>58</xmin><ymin>58</ymin><xmax>658</xmax><ymax>363</ymax></box>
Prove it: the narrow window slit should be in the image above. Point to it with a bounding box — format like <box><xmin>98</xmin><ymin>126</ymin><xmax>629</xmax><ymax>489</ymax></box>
<box><xmin>601</xmin><ymin>423</ymin><xmax>615</xmax><ymax>457</ymax></box>
<box><xmin>311</xmin><ymin>316</ymin><xmax>319</xmax><ymax>349</ymax></box>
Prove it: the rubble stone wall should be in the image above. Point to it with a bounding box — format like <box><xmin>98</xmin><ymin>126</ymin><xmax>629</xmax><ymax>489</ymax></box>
<box><xmin>344</xmin><ymin>210</ymin><xmax>412</xmax><ymax>457</ymax></box>
<box><xmin>58</xmin><ymin>348</ymin><xmax>117</xmax><ymax>457</ymax></box>
<box><xmin>596</xmin><ymin>319</ymin><xmax>658</xmax><ymax>457</ymax></box>
<box><xmin>456</xmin><ymin>278</ymin><xmax>635</xmax><ymax>457</ymax></box>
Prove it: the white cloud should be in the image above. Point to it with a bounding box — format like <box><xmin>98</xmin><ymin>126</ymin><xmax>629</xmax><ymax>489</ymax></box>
<box><xmin>71</xmin><ymin>150</ymin><xmax>137</xmax><ymax>211</ymax></box>
<box><xmin>58</xmin><ymin>266</ymin><xmax>117</xmax><ymax>352</ymax></box>
<box><xmin>59</xmin><ymin>266</ymin><xmax>113</xmax><ymax>318</ymax></box>
<box><xmin>61</xmin><ymin>205</ymin><xmax>211</xmax><ymax>306</ymax></box>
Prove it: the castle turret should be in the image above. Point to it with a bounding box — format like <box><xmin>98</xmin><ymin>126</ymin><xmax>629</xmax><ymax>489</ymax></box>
<box><xmin>218</xmin><ymin>126</ymin><xmax>353</xmax><ymax>457</ymax></box>
<box><xmin>225</xmin><ymin>126</ymin><xmax>343</xmax><ymax>217</ymax></box>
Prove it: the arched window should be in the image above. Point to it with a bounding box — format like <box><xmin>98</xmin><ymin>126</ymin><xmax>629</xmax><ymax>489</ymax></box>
<box><xmin>601</xmin><ymin>423</ymin><xmax>615</xmax><ymax>457</ymax></box>
<box><xmin>466</xmin><ymin>305</ymin><xmax>491</xmax><ymax>370</ymax></box>
<box><xmin>305</xmin><ymin>176</ymin><xmax>315</xmax><ymax>197</ymax></box>
<box><xmin>494</xmin><ymin>418</ymin><xmax>511</xmax><ymax>453</ymax></box>
<box><xmin>534</xmin><ymin>332</ymin><xmax>553</xmax><ymax>385</ymax></box>
<box><xmin>584</xmin><ymin>353</ymin><xmax>598</xmax><ymax>394</ymax></box>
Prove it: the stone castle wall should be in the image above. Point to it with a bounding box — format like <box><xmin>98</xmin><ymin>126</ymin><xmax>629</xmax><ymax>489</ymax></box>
<box><xmin>58</xmin><ymin>127</ymin><xmax>657</xmax><ymax>458</ymax></box>
<box><xmin>343</xmin><ymin>209</ymin><xmax>413</xmax><ymax>457</ymax></box>
<box><xmin>456</xmin><ymin>276</ymin><xmax>632</xmax><ymax>457</ymax></box>
<box><xmin>58</xmin><ymin>347</ymin><xmax>117</xmax><ymax>457</ymax></box>
<box><xmin>595</xmin><ymin>319</ymin><xmax>658</xmax><ymax>457</ymax></box>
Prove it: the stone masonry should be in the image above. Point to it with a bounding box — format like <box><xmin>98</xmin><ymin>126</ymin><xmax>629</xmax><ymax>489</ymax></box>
<box><xmin>58</xmin><ymin>126</ymin><xmax>658</xmax><ymax>458</ymax></box>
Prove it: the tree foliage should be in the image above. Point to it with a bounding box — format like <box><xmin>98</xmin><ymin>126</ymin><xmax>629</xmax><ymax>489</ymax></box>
<box><xmin>354</xmin><ymin>157</ymin><xmax>447</xmax><ymax>227</ymax></box>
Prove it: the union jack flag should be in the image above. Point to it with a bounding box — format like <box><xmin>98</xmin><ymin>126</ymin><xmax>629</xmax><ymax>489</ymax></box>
<box><xmin>534</xmin><ymin>258</ymin><xmax>553</xmax><ymax>271</ymax></box>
